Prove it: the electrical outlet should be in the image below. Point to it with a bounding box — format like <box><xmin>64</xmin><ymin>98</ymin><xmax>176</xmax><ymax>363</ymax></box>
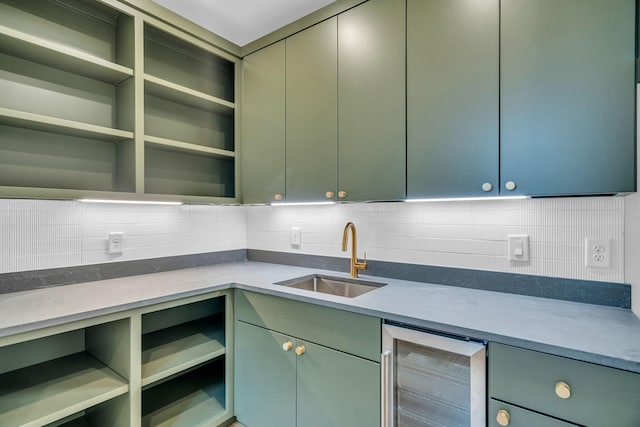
<box><xmin>108</xmin><ymin>232</ymin><xmax>124</xmax><ymax>254</ymax></box>
<box><xmin>291</xmin><ymin>227</ymin><xmax>301</xmax><ymax>247</ymax></box>
<box><xmin>585</xmin><ymin>237</ymin><xmax>611</xmax><ymax>268</ymax></box>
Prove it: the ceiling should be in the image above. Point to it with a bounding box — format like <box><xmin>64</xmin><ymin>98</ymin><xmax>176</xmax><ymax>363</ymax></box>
<box><xmin>152</xmin><ymin>0</ymin><xmax>338</xmax><ymax>47</ymax></box>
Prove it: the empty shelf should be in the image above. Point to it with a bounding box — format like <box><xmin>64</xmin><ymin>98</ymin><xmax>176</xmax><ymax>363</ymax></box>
<box><xmin>141</xmin><ymin>316</ymin><xmax>225</xmax><ymax>387</ymax></box>
<box><xmin>0</xmin><ymin>25</ymin><xmax>133</xmax><ymax>84</ymax></box>
<box><xmin>145</xmin><ymin>135</ymin><xmax>235</xmax><ymax>159</ymax></box>
<box><xmin>0</xmin><ymin>352</ymin><xmax>129</xmax><ymax>427</ymax></box>
<box><xmin>145</xmin><ymin>74</ymin><xmax>234</xmax><ymax>116</ymax></box>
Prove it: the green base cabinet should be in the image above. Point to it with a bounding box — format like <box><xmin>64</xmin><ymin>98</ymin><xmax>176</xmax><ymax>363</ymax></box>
<box><xmin>489</xmin><ymin>400</ymin><xmax>576</xmax><ymax>427</ymax></box>
<box><xmin>234</xmin><ymin>290</ymin><xmax>381</xmax><ymax>427</ymax></box>
<box><xmin>489</xmin><ymin>343</ymin><xmax>640</xmax><ymax>426</ymax></box>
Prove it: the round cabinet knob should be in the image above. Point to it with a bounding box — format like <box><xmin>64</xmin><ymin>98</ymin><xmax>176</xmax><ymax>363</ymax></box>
<box><xmin>274</xmin><ymin>193</ymin><xmax>284</xmax><ymax>201</ymax></box>
<box><xmin>295</xmin><ymin>345</ymin><xmax>306</xmax><ymax>356</ymax></box>
<box><xmin>496</xmin><ymin>409</ymin><xmax>510</xmax><ymax>426</ymax></box>
<box><xmin>338</xmin><ymin>190</ymin><xmax>347</xmax><ymax>199</ymax></box>
<box><xmin>555</xmin><ymin>381</ymin><xmax>571</xmax><ymax>399</ymax></box>
<box><xmin>482</xmin><ymin>182</ymin><xmax>493</xmax><ymax>192</ymax></box>
<box><xmin>325</xmin><ymin>191</ymin><xmax>335</xmax><ymax>199</ymax></box>
<box><xmin>505</xmin><ymin>181</ymin><xmax>517</xmax><ymax>191</ymax></box>
<box><xmin>282</xmin><ymin>341</ymin><xmax>293</xmax><ymax>352</ymax></box>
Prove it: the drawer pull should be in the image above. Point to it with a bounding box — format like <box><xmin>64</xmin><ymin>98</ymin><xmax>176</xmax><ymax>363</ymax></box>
<box><xmin>282</xmin><ymin>341</ymin><xmax>293</xmax><ymax>351</ymax></box>
<box><xmin>496</xmin><ymin>409</ymin><xmax>510</xmax><ymax>426</ymax></box>
<box><xmin>555</xmin><ymin>381</ymin><xmax>571</xmax><ymax>399</ymax></box>
<box><xmin>295</xmin><ymin>345</ymin><xmax>306</xmax><ymax>356</ymax></box>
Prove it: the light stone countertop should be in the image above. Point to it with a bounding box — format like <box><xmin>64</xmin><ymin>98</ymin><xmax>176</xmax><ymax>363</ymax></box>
<box><xmin>1</xmin><ymin>261</ymin><xmax>639</xmax><ymax>373</ymax></box>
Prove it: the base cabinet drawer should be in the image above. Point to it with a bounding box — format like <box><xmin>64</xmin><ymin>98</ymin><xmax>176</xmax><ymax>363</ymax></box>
<box><xmin>489</xmin><ymin>343</ymin><xmax>640</xmax><ymax>426</ymax></box>
<box><xmin>489</xmin><ymin>400</ymin><xmax>576</xmax><ymax>427</ymax></box>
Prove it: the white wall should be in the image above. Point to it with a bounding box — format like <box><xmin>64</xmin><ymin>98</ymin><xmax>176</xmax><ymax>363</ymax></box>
<box><xmin>0</xmin><ymin>199</ymin><xmax>246</xmax><ymax>274</ymax></box>
<box><xmin>247</xmin><ymin>197</ymin><xmax>625</xmax><ymax>283</ymax></box>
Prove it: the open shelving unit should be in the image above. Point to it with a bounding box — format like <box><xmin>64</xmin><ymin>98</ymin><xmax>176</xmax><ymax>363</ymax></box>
<box><xmin>140</xmin><ymin>294</ymin><xmax>232</xmax><ymax>426</ymax></box>
<box><xmin>0</xmin><ymin>318</ymin><xmax>131</xmax><ymax>427</ymax></box>
<box><xmin>0</xmin><ymin>0</ymin><xmax>240</xmax><ymax>203</ymax></box>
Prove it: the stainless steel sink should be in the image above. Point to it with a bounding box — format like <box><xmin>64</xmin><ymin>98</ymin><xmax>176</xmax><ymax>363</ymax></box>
<box><xmin>275</xmin><ymin>274</ymin><xmax>386</xmax><ymax>298</ymax></box>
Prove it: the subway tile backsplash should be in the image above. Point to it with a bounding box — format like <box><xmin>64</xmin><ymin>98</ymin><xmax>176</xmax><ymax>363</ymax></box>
<box><xmin>0</xmin><ymin>197</ymin><xmax>625</xmax><ymax>284</ymax></box>
<box><xmin>247</xmin><ymin>197</ymin><xmax>625</xmax><ymax>283</ymax></box>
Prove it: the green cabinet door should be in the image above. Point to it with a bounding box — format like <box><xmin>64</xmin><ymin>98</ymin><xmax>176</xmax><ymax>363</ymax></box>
<box><xmin>500</xmin><ymin>0</ymin><xmax>636</xmax><ymax>196</ymax></box>
<box><xmin>489</xmin><ymin>400</ymin><xmax>576</xmax><ymax>427</ymax></box>
<box><xmin>286</xmin><ymin>18</ymin><xmax>338</xmax><ymax>202</ymax></box>
<box><xmin>242</xmin><ymin>41</ymin><xmax>286</xmax><ymax>204</ymax></box>
<box><xmin>337</xmin><ymin>0</ymin><xmax>406</xmax><ymax>201</ymax></box>
<box><xmin>296</xmin><ymin>340</ymin><xmax>380</xmax><ymax>427</ymax></box>
<box><xmin>234</xmin><ymin>321</ymin><xmax>296</xmax><ymax>427</ymax></box>
<box><xmin>407</xmin><ymin>0</ymin><xmax>499</xmax><ymax>198</ymax></box>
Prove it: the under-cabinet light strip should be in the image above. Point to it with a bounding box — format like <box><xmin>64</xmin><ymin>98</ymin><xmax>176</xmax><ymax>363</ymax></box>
<box><xmin>79</xmin><ymin>199</ymin><xmax>183</xmax><ymax>206</ymax></box>
<box><xmin>271</xmin><ymin>201</ymin><xmax>336</xmax><ymax>207</ymax></box>
<box><xmin>405</xmin><ymin>196</ymin><xmax>529</xmax><ymax>203</ymax></box>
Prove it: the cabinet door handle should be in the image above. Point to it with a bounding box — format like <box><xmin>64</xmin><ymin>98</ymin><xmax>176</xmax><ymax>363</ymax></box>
<box><xmin>381</xmin><ymin>350</ymin><xmax>393</xmax><ymax>427</ymax></box>
<box><xmin>505</xmin><ymin>181</ymin><xmax>517</xmax><ymax>191</ymax></box>
<box><xmin>325</xmin><ymin>191</ymin><xmax>335</xmax><ymax>199</ymax></box>
<box><xmin>496</xmin><ymin>409</ymin><xmax>510</xmax><ymax>426</ymax></box>
<box><xmin>338</xmin><ymin>190</ymin><xmax>348</xmax><ymax>199</ymax></box>
<box><xmin>482</xmin><ymin>182</ymin><xmax>493</xmax><ymax>192</ymax></box>
<box><xmin>295</xmin><ymin>345</ymin><xmax>306</xmax><ymax>355</ymax></box>
<box><xmin>274</xmin><ymin>193</ymin><xmax>284</xmax><ymax>201</ymax></box>
<box><xmin>555</xmin><ymin>381</ymin><xmax>571</xmax><ymax>399</ymax></box>
<box><xmin>282</xmin><ymin>341</ymin><xmax>293</xmax><ymax>351</ymax></box>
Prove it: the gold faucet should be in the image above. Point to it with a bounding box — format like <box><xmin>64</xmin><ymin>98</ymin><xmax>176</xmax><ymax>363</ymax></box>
<box><xmin>341</xmin><ymin>222</ymin><xmax>367</xmax><ymax>278</ymax></box>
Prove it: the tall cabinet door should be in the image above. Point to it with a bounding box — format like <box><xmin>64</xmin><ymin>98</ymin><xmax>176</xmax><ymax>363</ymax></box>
<box><xmin>337</xmin><ymin>0</ymin><xmax>406</xmax><ymax>202</ymax></box>
<box><xmin>235</xmin><ymin>321</ymin><xmax>296</xmax><ymax>427</ymax></box>
<box><xmin>242</xmin><ymin>41</ymin><xmax>286</xmax><ymax>204</ymax></box>
<box><xmin>296</xmin><ymin>340</ymin><xmax>380</xmax><ymax>427</ymax></box>
<box><xmin>501</xmin><ymin>0</ymin><xmax>636</xmax><ymax>196</ymax></box>
<box><xmin>286</xmin><ymin>18</ymin><xmax>338</xmax><ymax>202</ymax></box>
<box><xmin>407</xmin><ymin>0</ymin><xmax>499</xmax><ymax>198</ymax></box>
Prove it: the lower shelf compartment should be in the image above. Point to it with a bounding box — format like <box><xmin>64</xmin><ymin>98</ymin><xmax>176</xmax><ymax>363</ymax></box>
<box><xmin>0</xmin><ymin>352</ymin><xmax>129</xmax><ymax>427</ymax></box>
<box><xmin>142</xmin><ymin>360</ymin><xmax>227</xmax><ymax>427</ymax></box>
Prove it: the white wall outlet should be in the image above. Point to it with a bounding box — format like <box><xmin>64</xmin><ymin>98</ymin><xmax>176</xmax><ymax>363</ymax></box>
<box><xmin>585</xmin><ymin>237</ymin><xmax>611</xmax><ymax>268</ymax></box>
<box><xmin>290</xmin><ymin>227</ymin><xmax>301</xmax><ymax>247</ymax></box>
<box><xmin>108</xmin><ymin>232</ymin><xmax>124</xmax><ymax>254</ymax></box>
<box><xmin>508</xmin><ymin>234</ymin><xmax>530</xmax><ymax>262</ymax></box>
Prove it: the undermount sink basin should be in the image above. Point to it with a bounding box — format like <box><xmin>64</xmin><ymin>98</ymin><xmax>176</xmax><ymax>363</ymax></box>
<box><xmin>275</xmin><ymin>274</ymin><xmax>386</xmax><ymax>298</ymax></box>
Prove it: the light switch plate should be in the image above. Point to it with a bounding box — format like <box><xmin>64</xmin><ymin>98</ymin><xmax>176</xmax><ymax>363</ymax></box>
<box><xmin>508</xmin><ymin>234</ymin><xmax>529</xmax><ymax>262</ymax></box>
<box><xmin>290</xmin><ymin>227</ymin><xmax>301</xmax><ymax>247</ymax></box>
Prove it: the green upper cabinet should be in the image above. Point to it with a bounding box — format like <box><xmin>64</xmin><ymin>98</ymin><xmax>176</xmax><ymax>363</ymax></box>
<box><xmin>286</xmin><ymin>18</ymin><xmax>338</xmax><ymax>202</ymax></box>
<box><xmin>242</xmin><ymin>41</ymin><xmax>286</xmax><ymax>204</ymax></box>
<box><xmin>407</xmin><ymin>0</ymin><xmax>499</xmax><ymax>198</ymax></box>
<box><xmin>337</xmin><ymin>0</ymin><xmax>406</xmax><ymax>201</ymax></box>
<box><xmin>500</xmin><ymin>0</ymin><xmax>636</xmax><ymax>196</ymax></box>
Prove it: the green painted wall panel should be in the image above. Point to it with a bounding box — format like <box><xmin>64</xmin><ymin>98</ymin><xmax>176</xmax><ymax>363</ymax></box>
<box><xmin>286</xmin><ymin>18</ymin><xmax>338</xmax><ymax>202</ymax></box>
<box><xmin>407</xmin><ymin>0</ymin><xmax>499</xmax><ymax>198</ymax></box>
<box><xmin>337</xmin><ymin>0</ymin><xmax>405</xmax><ymax>201</ymax></box>
<box><xmin>241</xmin><ymin>41</ymin><xmax>286</xmax><ymax>204</ymax></box>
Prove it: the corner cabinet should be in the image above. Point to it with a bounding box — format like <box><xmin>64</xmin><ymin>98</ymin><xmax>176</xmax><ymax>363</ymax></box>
<box><xmin>489</xmin><ymin>343</ymin><xmax>640</xmax><ymax>427</ymax></box>
<box><xmin>234</xmin><ymin>290</ymin><xmax>381</xmax><ymax>427</ymax></box>
<box><xmin>0</xmin><ymin>290</ymin><xmax>234</xmax><ymax>427</ymax></box>
<box><xmin>0</xmin><ymin>0</ymin><xmax>240</xmax><ymax>203</ymax></box>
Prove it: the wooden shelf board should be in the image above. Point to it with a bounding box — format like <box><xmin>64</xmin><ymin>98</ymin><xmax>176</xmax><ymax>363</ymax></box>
<box><xmin>141</xmin><ymin>317</ymin><xmax>226</xmax><ymax>387</ymax></box>
<box><xmin>0</xmin><ymin>352</ymin><xmax>129</xmax><ymax>427</ymax></box>
<box><xmin>0</xmin><ymin>108</ymin><xmax>133</xmax><ymax>141</ymax></box>
<box><xmin>145</xmin><ymin>74</ymin><xmax>235</xmax><ymax>116</ymax></box>
<box><xmin>145</xmin><ymin>135</ymin><xmax>235</xmax><ymax>159</ymax></box>
<box><xmin>142</xmin><ymin>365</ymin><xmax>226</xmax><ymax>427</ymax></box>
<box><xmin>0</xmin><ymin>25</ymin><xmax>133</xmax><ymax>84</ymax></box>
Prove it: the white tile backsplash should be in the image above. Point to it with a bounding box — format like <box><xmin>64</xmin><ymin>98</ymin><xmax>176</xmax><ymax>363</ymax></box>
<box><xmin>247</xmin><ymin>197</ymin><xmax>625</xmax><ymax>283</ymax></box>
<box><xmin>0</xmin><ymin>196</ymin><xmax>628</xmax><ymax>285</ymax></box>
<box><xmin>0</xmin><ymin>200</ymin><xmax>246</xmax><ymax>274</ymax></box>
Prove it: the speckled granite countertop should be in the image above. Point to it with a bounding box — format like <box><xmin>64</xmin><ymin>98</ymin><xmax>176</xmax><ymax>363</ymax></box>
<box><xmin>1</xmin><ymin>261</ymin><xmax>639</xmax><ymax>373</ymax></box>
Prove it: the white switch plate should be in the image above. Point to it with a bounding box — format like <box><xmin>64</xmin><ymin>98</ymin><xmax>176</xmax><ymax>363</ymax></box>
<box><xmin>290</xmin><ymin>227</ymin><xmax>301</xmax><ymax>247</ymax></box>
<box><xmin>508</xmin><ymin>234</ymin><xmax>530</xmax><ymax>262</ymax></box>
<box><xmin>585</xmin><ymin>237</ymin><xmax>611</xmax><ymax>268</ymax></box>
<box><xmin>108</xmin><ymin>232</ymin><xmax>124</xmax><ymax>254</ymax></box>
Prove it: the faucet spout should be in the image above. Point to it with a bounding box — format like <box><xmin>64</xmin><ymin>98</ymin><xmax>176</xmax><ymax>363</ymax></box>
<box><xmin>341</xmin><ymin>222</ymin><xmax>367</xmax><ymax>278</ymax></box>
